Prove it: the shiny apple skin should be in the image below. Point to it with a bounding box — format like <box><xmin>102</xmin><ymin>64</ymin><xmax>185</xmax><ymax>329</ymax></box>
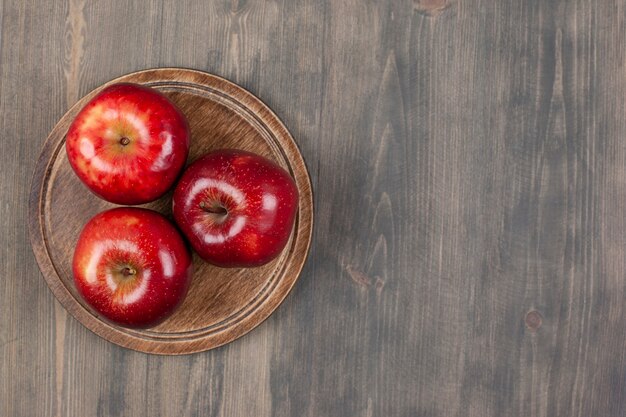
<box><xmin>72</xmin><ymin>207</ymin><xmax>193</xmax><ymax>328</ymax></box>
<box><xmin>66</xmin><ymin>83</ymin><xmax>190</xmax><ymax>205</ymax></box>
<box><xmin>172</xmin><ymin>149</ymin><xmax>299</xmax><ymax>267</ymax></box>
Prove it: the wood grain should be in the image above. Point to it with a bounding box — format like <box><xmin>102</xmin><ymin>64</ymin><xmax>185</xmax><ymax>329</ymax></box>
<box><xmin>29</xmin><ymin>68</ymin><xmax>313</xmax><ymax>354</ymax></box>
<box><xmin>2</xmin><ymin>0</ymin><xmax>626</xmax><ymax>415</ymax></box>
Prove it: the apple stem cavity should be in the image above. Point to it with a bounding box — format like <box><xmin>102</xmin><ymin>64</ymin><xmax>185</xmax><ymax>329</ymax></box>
<box><xmin>119</xmin><ymin>136</ymin><xmax>130</xmax><ymax>146</ymax></box>
<box><xmin>199</xmin><ymin>201</ymin><xmax>228</xmax><ymax>215</ymax></box>
<box><xmin>121</xmin><ymin>267</ymin><xmax>136</xmax><ymax>277</ymax></box>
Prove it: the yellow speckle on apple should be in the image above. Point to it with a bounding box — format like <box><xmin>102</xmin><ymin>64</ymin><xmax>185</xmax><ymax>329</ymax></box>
<box><xmin>125</xmin><ymin>216</ymin><xmax>140</xmax><ymax>226</ymax></box>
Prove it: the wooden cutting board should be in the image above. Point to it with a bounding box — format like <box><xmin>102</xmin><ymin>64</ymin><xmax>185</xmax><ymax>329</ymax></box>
<box><xmin>28</xmin><ymin>68</ymin><xmax>313</xmax><ymax>355</ymax></box>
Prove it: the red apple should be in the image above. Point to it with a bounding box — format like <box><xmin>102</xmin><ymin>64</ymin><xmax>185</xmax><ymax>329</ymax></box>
<box><xmin>66</xmin><ymin>83</ymin><xmax>190</xmax><ymax>205</ymax></box>
<box><xmin>172</xmin><ymin>149</ymin><xmax>299</xmax><ymax>267</ymax></box>
<box><xmin>73</xmin><ymin>207</ymin><xmax>193</xmax><ymax>328</ymax></box>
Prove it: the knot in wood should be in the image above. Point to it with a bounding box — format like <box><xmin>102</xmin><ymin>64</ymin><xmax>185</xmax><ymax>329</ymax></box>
<box><xmin>525</xmin><ymin>310</ymin><xmax>543</xmax><ymax>332</ymax></box>
<box><xmin>414</xmin><ymin>0</ymin><xmax>451</xmax><ymax>16</ymax></box>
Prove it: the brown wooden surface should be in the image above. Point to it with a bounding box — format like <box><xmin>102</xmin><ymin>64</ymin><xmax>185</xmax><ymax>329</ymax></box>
<box><xmin>1</xmin><ymin>0</ymin><xmax>626</xmax><ymax>415</ymax></box>
<box><xmin>29</xmin><ymin>68</ymin><xmax>313</xmax><ymax>354</ymax></box>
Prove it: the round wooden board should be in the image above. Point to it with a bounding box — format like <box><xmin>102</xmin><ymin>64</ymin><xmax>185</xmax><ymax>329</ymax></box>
<box><xmin>28</xmin><ymin>68</ymin><xmax>313</xmax><ymax>355</ymax></box>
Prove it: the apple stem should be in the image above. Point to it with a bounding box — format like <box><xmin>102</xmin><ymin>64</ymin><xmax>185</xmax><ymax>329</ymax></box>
<box><xmin>199</xmin><ymin>201</ymin><xmax>228</xmax><ymax>215</ymax></box>
<box><xmin>120</xmin><ymin>137</ymin><xmax>130</xmax><ymax>146</ymax></box>
<box><xmin>121</xmin><ymin>267</ymin><xmax>136</xmax><ymax>276</ymax></box>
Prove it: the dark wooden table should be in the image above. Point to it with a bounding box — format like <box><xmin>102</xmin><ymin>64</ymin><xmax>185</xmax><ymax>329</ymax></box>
<box><xmin>2</xmin><ymin>1</ymin><xmax>625</xmax><ymax>416</ymax></box>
